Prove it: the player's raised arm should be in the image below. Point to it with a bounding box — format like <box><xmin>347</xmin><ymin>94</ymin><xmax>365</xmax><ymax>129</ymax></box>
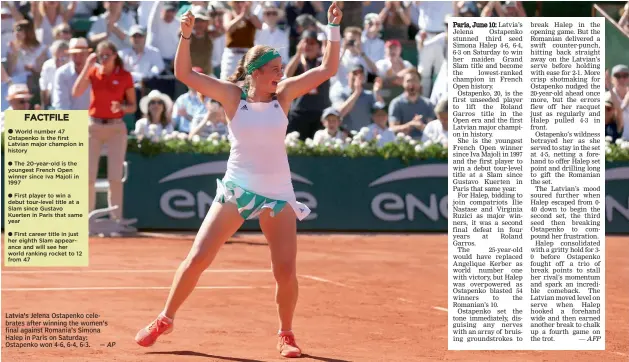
<box><xmin>277</xmin><ymin>2</ymin><xmax>343</xmax><ymax>102</ymax></box>
<box><xmin>174</xmin><ymin>10</ymin><xmax>241</xmax><ymax>115</ymax></box>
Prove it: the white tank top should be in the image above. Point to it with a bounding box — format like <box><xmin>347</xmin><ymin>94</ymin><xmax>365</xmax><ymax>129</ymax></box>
<box><xmin>37</xmin><ymin>14</ymin><xmax>63</xmax><ymax>46</ymax></box>
<box><xmin>223</xmin><ymin>95</ymin><xmax>295</xmax><ymax>201</ymax></box>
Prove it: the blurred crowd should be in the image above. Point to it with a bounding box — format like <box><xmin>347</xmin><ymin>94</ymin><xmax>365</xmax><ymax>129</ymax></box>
<box><xmin>1</xmin><ymin>0</ymin><xmax>628</xmax><ymax>147</ymax></box>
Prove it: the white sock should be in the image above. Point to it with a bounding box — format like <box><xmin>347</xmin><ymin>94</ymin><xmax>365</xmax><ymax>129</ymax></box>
<box><xmin>159</xmin><ymin>312</ymin><xmax>174</xmax><ymax>323</ymax></box>
<box><xmin>278</xmin><ymin>329</ymin><xmax>293</xmax><ymax>335</ymax></box>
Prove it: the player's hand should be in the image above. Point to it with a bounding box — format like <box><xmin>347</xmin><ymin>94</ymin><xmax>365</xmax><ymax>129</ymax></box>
<box><xmin>180</xmin><ymin>10</ymin><xmax>194</xmax><ymax>38</ymax></box>
<box><xmin>328</xmin><ymin>2</ymin><xmax>342</xmax><ymax>25</ymax></box>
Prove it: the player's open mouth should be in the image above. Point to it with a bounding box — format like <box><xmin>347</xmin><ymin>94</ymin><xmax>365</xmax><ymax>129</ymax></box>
<box><xmin>272</xmin><ymin>81</ymin><xmax>278</xmax><ymax>86</ymax></box>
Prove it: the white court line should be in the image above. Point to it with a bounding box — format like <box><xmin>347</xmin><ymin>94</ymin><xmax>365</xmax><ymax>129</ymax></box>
<box><xmin>2</xmin><ymin>269</ymin><xmax>271</xmax><ymax>274</ymax></box>
<box><xmin>2</xmin><ymin>286</ymin><xmax>274</xmax><ymax>292</ymax></box>
<box><xmin>299</xmin><ymin>275</ymin><xmax>351</xmax><ymax>288</ymax></box>
<box><xmin>433</xmin><ymin>306</ymin><xmax>448</xmax><ymax>312</ymax></box>
<box><xmin>613</xmin><ymin>352</ymin><xmax>628</xmax><ymax>357</ymax></box>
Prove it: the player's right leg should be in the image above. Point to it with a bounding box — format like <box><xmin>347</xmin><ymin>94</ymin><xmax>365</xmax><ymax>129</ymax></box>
<box><xmin>135</xmin><ymin>201</ymin><xmax>244</xmax><ymax>347</ymax></box>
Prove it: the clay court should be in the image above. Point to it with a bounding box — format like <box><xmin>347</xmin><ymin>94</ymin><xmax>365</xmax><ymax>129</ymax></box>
<box><xmin>1</xmin><ymin>233</ymin><xmax>628</xmax><ymax>362</ymax></box>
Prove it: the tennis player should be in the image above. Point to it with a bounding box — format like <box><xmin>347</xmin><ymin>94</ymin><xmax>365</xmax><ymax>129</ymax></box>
<box><xmin>135</xmin><ymin>3</ymin><xmax>343</xmax><ymax>358</ymax></box>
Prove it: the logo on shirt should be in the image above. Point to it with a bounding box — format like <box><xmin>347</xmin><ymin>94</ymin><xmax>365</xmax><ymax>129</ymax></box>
<box><xmin>113</xmin><ymin>80</ymin><xmax>119</xmax><ymax>85</ymax></box>
<box><xmin>241</xmin><ymin>104</ymin><xmax>248</xmax><ymax>111</ymax></box>
<box><xmin>274</xmin><ymin>103</ymin><xmax>279</xmax><ymax>108</ymax></box>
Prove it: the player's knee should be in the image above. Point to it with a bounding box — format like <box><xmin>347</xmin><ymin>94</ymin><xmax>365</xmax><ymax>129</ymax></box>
<box><xmin>272</xmin><ymin>261</ymin><xmax>296</xmax><ymax>285</ymax></box>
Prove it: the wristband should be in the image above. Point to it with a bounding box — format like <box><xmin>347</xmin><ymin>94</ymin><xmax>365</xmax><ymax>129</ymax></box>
<box><xmin>327</xmin><ymin>24</ymin><xmax>341</xmax><ymax>42</ymax></box>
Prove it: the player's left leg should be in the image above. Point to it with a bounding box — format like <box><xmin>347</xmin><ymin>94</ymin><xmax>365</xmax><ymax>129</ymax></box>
<box><xmin>259</xmin><ymin>206</ymin><xmax>301</xmax><ymax>358</ymax></box>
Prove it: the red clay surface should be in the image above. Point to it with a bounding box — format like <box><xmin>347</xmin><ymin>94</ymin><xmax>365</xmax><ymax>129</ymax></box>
<box><xmin>1</xmin><ymin>233</ymin><xmax>628</xmax><ymax>362</ymax></box>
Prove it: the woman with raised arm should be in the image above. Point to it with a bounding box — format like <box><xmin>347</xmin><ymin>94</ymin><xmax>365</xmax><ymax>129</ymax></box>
<box><xmin>135</xmin><ymin>3</ymin><xmax>343</xmax><ymax>358</ymax></box>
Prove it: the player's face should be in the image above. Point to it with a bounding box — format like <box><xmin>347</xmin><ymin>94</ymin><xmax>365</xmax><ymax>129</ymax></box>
<box><xmin>256</xmin><ymin>57</ymin><xmax>284</xmax><ymax>93</ymax></box>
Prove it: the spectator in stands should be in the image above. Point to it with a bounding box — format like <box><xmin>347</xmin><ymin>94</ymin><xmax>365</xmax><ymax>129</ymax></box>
<box><xmin>331</xmin><ymin>64</ymin><xmax>385</xmax><ymax>132</ymax></box>
<box><xmin>609</xmin><ymin>64</ymin><xmax>629</xmax><ymax>140</ymax></box>
<box><xmin>285</xmin><ymin>30</ymin><xmax>330</xmax><ymax>140</ymax></box>
<box><xmin>171</xmin><ymin>67</ymin><xmax>209</xmax><ymax>133</ymax></box>
<box><xmin>52</xmin><ymin>37</ymin><xmax>91</xmax><ymax>110</ymax></box>
<box><xmin>72</xmin><ymin>40</ymin><xmax>136</xmax><ymax>224</ymax></box>
<box><xmin>361</xmin><ymin>13</ymin><xmax>385</xmax><ymax>65</ymax></box>
<box><xmin>4</xmin><ymin>83</ymin><xmax>36</xmax><ymax>111</ymax></box>
<box><xmin>39</xmin><ymin>40</ymin><xmax>69</xmax><ymax>109</ymax></box>
<box><xmin>1</xmin><ymin>6</ymin><xmax>15</xmax><ymax>60</ymax></box>
<box><xmin>422</xmin><ymin>98</ymin><xmax>448</xmax><ymax>145</ymax></box>
<box><xmin>73</xmin><ymin>2</ymin><xmax>99</xmax><ymax>17</ymax></box>
<box><xmin>1</xmin><ymin>65</ymin><xmax>10</xmax><ymax>112</ymax></box>
<box><xmin>134</xmin><ymin>1</ymin><xmax>154</xmax><ymax>28</ymax></box>
<box><xmin>134</xmin><ymin>90</ymin><xmax>175</xmax><ymax>139</ymax></box>
<box><xmin>413</xmin><ymin>0</ymin><xmax>451</xmax><ymax>43</ymax></box>
<box><xmin>286</xmin><ymin>2</ymin><xmax>322</xmax><ymax>42</ymax></box>
<box><xmin>5</xmin><ymin>20</ymin><xmax>48</xmax><ymax>88</ymax></box>
<box><xmin>364</xmin><ymin>102</ymin><xmax>395</xmax><ymax>147</ymax></box>
<box><xmin>605</xmin><ymin>91</ymin><xmax>624</xmax><ymax>143</ymax></box>
<box><xmin>220</xmin><ymin>1</ymin><xmax>262</xmax><ymax>79</ymax></box>
<box><xmin>312</xmin><ymin>107</ymin><xmax>348</xmax><ymax>145</ymax></box>
<box><xmin>189</xmin><ymin>6</ymin><xmax>215</xmax><ymax>76</ymax></box>
<box><xmin>376</xmin><ymin>39</ymin><xmax>414</xmax><ymax>87</ymax></box>
<box><xmin>88</xmin><ymin>1</ymin><xmax>137</xmax><ymax>51</ymax></box>
<box><xmin>332</xmin><ymin>26</ymin><xmax>378</xmax><ymax>88</ymax></box>
<box><xmin>417</xmin><ymin>15</ymin><xmax>447</xmax><ymax>98</ymax></box>
<box><xmin>620</xmin><ymin>2</ymin><xmax>629</xmax><ymax>35</ymax></box>
<box><xmin>52</xmin><ymin>23</ymin><xmax>73</xmax><ymax>43</ymax></box>
<box><xmin>254</xmin><ymin>2</ymin><xmax>289</xmax><ymax>64</ymax></box>
<box><xmin>456</xmin><ymin>2</ymin><xmax>480</xmax><ymax>17</ymax></box>
<box><xmin>430</xmin><ymin>61</ymin><xmax>448</xmax><ymax>106</ymax></box>
<box><xmin>188</xmin><ymin>100</ymin><xmax>228</xmax><ymax>139</ymax></box>
<box><xmin>502</xmin><ymin>1</ymin><xmax>527</xmax><ymax>17</ymax></box>
<box><xmin>119</xmin><ymin>25</ymin><xmax>165</xmax><ymax>84</ymax></box>
<box><xmin>0</xmin><ymin>83</ymin><xmax>39</xmax><ymax>130</ymax></box>
<box><xmin>362</xmin><ymin>1</ymin><xmax>385</xmax><ymax>20</ymax></box>
<box><xmin>147</xmin><ymin>2</ymin><xmax>181</xmax><ymax>68</ymax></box>
<box><xmin>337</xmin><ymin>1</ymin><xmax>363</xmax><ymax>31</ymax></box>
<box><xmin>209</xmin><ymin>2</ymin><xmax>227</xmax><ymax>71</ymax></box>
<box><xmin>388</xmin><ymin>68</ymin><xmax>435</xmax><ymax>139</ymax></box>
<box><xmin>31</xmin><ymin>1</ymin><xmax>76</xmax><ymax>47</ymax></box>
<box><xmin>295</xmin><ymin>13</ymin><xmax>322</xmax><ymax>35</ymax></box>
<box><xmin>378</xmin><ymin>1</ymin><xmax>411</xmax><ymax>40</ymax></box>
